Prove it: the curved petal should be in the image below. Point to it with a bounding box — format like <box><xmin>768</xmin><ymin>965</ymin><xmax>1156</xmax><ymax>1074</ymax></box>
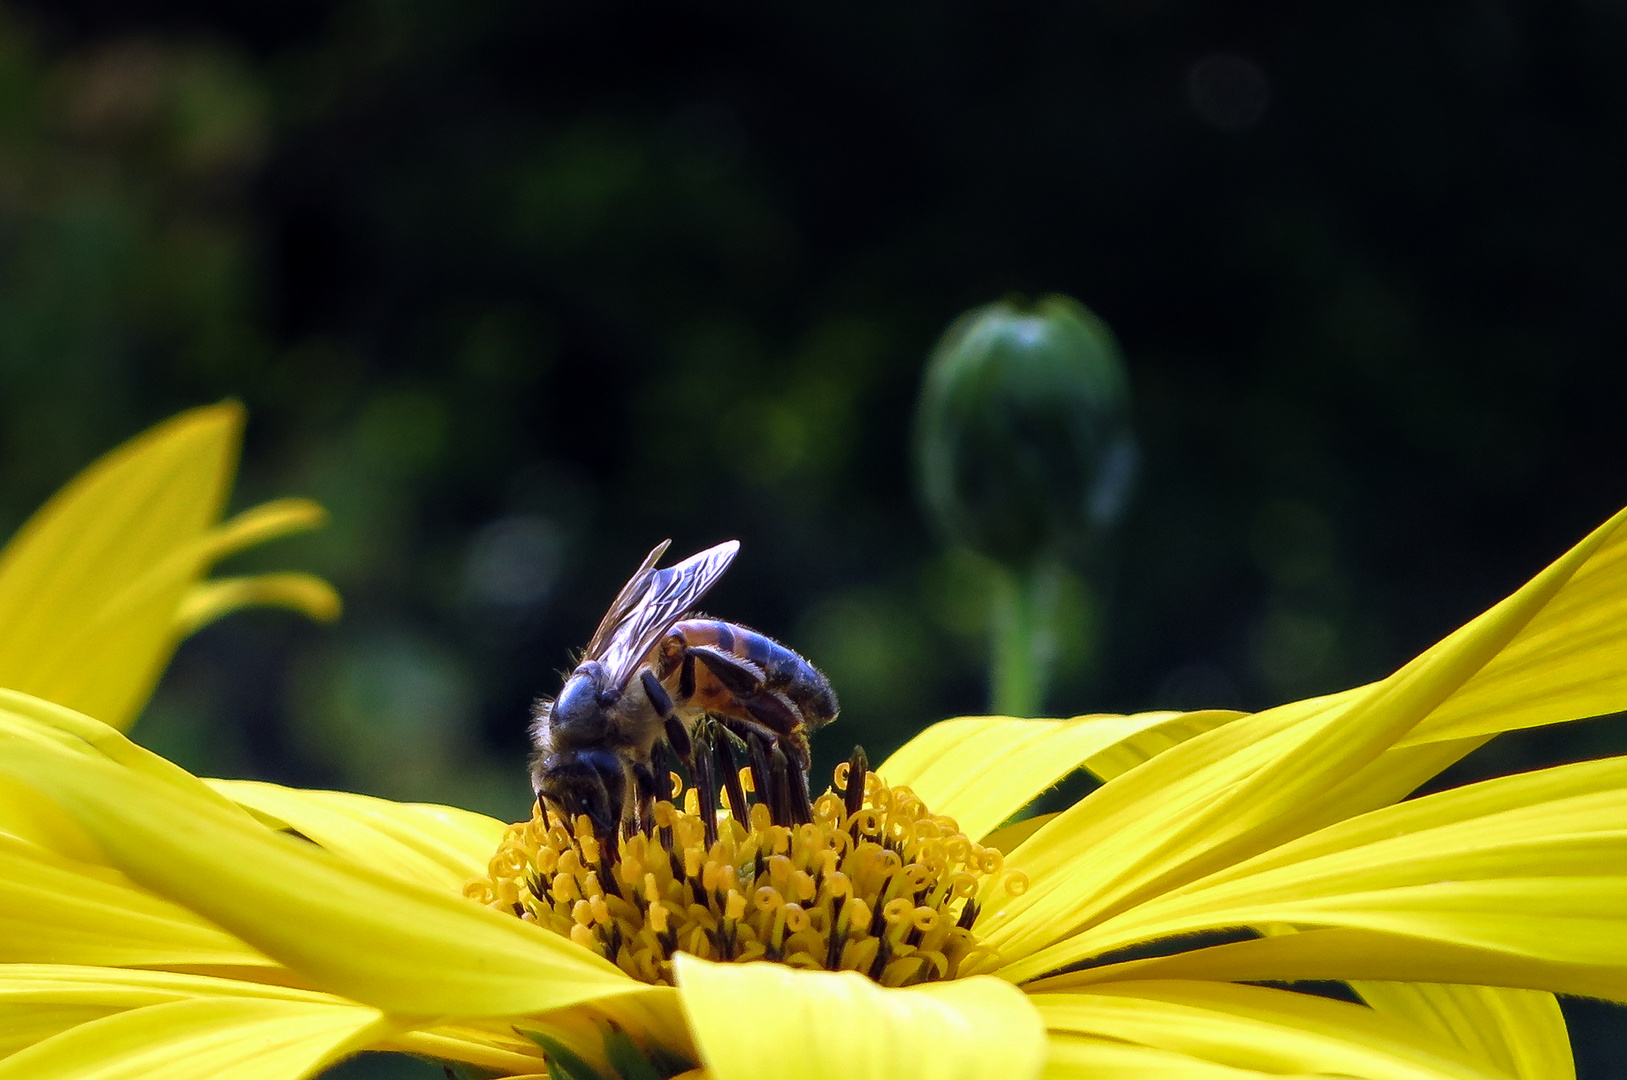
<box><xmin>0</xmin><ymin>405</ymin><xmax>242</xmax><ymax>730</ymax></box>
<box><xmin>877</xmin><ymin>711</ymin><xmax>1237</xmax><ymax>841</ymax></box>
<box><xmin>1080</xmin><ymin>711</ymin><xmax>1246</xmax><ymax>783</ymax></box>
<box><xmin>208</xmin><ymin>780</ymin><xmax>507</xmax><ymax>893</ymax></box>
<box><xmin>974</xmin><ymin>694</ymin><xmax>1333</xmax><ymax>962</ymax></box>
<box><xmin>673</xmin><ymin>954</ymin><xmax>1044</xmax><ymax>1080</ymax></box>
<box><xmin>0</xmin><ymin>739</ymin><xmax>650</xmax><ymax>1018</ymax></box>
<box><xmin>0</xmin><ymin>964</ymin><xmax>561</xmax><ymax>1077</ymax></box>
<box><xmin>1408</xmin><ymin>503</ymin><xmax>1627</xmax><ymax>744</ymax></box>
<box><xmin>0</xmin><ymin>774</ymin><xmax>103</xmax><ymax>862</ymax></box>
<box><xmin>0</xmin><ymin>832</ymin><xmax>275</xmax><ymax>970</ymax></box>
<box><xmin>1043</xmin><ymin>1034</ymin><xmax>1284</xmax><ymax>1079</ymax></box>
<box><xmin>986</xmin><ymin>509</ymin><xmax>1627</xmax><ymax>964</ymax></box>
<box><xmin>1034</xmin><ymin>982</ymin><xmax>1509</xmax><ymax>1079</ymax></box>
<box><xmin>384</xmin><ymin>1030</ymin><xmax>545</xmax><ymax>1076</ymax></box>
<box><xmin>1001</xmin><ymin>756</ymin><xmax>1627</xmax><ymax>984</ymax></box>
<box><xmin>0</xmin><ymin>996</ymin><xmax>387</xmax><ymax>1080</ymax></box>
<box><xmin>983</xmin><ymin>812</ymin><xmax>1060</xmax><ymax>855</ymax></box>
<box><xmin>0</xmin><ymin>408</ymin><xmax>340</xmax><ymax>732</ymax></box>
<box><xmin>0</xmin><ymin>691</ymin><xmax>245</xmax><ymax>812</ymax></box>
<box><xmin>1031</xmin><ymin>927</ymin><xmax>1627</xmax><ymax>1005</ymax></box>
<box><xmin>188</xmin><ymin>499</ymin><xmax>329</xmax><ymax>565</ymax></box>
<box><xmin>0</xmin><ymin>965</ymin><xmax>351</xmax><ymax>1057</ymax></box>
<box><xmin>176</xmin><ymin>574</ymin><xmax>341</xmax><ymax>637</ymax></box>
<box><xmin>1351</xmin><ymin>983</ymin><xmax>1572</xmax><ymax>1080</ymax></box>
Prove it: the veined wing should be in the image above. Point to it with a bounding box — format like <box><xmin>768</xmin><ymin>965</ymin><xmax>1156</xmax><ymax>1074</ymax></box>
<box><xmin>583</xmin><ymin>539</ymin><xmax>671</xmax><ymax>661</ymax></box>
<box><xmin>592</xmin><ymin>540</ymin><xmax>741</xmax><ymax>690</ymax></box>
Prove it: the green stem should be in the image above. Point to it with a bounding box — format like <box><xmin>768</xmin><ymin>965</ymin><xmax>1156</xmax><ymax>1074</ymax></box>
<box><xmin>990</xmin><ymin>558</ymin><xmax>1061</xmax><ymax>717</ymax></box>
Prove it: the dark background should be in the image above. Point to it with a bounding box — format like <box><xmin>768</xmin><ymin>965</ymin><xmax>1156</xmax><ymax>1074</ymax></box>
<box><xmin>2</xmin><ymin>0</ymin><xmax>1626</xmax><ymax>1074</ymax></box>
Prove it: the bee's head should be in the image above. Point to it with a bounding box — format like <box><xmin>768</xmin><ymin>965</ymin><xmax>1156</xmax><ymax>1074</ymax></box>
<box><xmin>534</xmin><ymin>747</ymin><xmax>625</xmax><ymax>838</ymax></box>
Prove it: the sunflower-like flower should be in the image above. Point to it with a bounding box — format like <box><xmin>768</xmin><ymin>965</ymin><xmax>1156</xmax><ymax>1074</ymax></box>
<box><xmin>4</xmin><ymin>411</ymin><xmax>1627</xmax><ymax>1079</ymax></box>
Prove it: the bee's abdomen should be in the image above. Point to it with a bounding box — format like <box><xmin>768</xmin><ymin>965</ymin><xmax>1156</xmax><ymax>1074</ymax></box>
<box><xmin>669</xmin><ymin>618</ymin><xmax>839</xmax><ymax>730</ymax></box>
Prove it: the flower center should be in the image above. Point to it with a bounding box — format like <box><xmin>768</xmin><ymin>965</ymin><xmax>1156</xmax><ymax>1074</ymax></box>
<box><xmin>466</xmin><ymin>743</ymin><xmax>1026</xmax><ymax>987</ymax></box>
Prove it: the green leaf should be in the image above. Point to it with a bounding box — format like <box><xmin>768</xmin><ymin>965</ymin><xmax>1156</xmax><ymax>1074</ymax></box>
<box><xmin>518</xmin><ymin>1029</ymin><xmax>603</xmax><ymax>1080</ymax></box>
<box><xmin>600</xmin><ymin>1021</ymin><xmax>662</xmax><ymax>1080</ymax></box>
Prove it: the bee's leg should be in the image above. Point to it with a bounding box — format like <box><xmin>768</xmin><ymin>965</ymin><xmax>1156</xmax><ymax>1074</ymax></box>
<box><xmin>688</xmin><ymin>647</ymin><xmax>809</xmax><ymax>771</ymax></box>
<box><xmin>679</xmin><ymin>650</ymin><xmax>697</xmax><ymax>700</ymax></box>
<box><xmin>734</xmin><ymin>729</ymin><xmax>798</xmax><ymax>827</ymax></box>
<box><xmin>690</xmin><ymin>721</ymin><xmax>721</xmax><ymax>848</ymax></box>
<box><xmin>651</xmin><ymin>739</ymin><xmax>673</xmax><ymax>800</ymax></box>
<box><xmin>641</xmin><ymin>669</ymin><xmax>694</xmax><ymax>766</ymax></box>
<box><xmin>713</xmin><ymin>731</ymin><xmax>749</xmax><ymax>826</ymax></box>
<box><xmin>642</xmin><ymin>669</ymin><xmax>674</xmax><ymax>716</ymax></box>
<box><xmin>744</xmin><ymin>731</ymin><xmax>775</xmax><ymax>821</ymax></box>
<box><xmin>685</xmin><ymin>646</ymin><xmax>764</xmax><ymax>696</ymax></box>
<box><xmin>632</xmin><ymin>759</ymin><xmax>660</xmax><ymax>835</ymax></box>
<box><xmin>773</xmin><ymin>739</ymin><xmax>813</xmax><ymax>825</ymax></box>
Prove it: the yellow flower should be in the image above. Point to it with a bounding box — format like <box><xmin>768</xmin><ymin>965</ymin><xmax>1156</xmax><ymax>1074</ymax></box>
<box><xmin>5</xmin><ymin>414</ymin><xmax>1627</xmax><ymax>1078</ymax></box>
<box><xmin>0</xmin><ymin>402</ymin><xmax>340</xmax><ymax>731</ymax></box>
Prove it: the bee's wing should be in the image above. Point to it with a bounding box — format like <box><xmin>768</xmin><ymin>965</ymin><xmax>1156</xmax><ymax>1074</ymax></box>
<box><xmin>583</xmin><ymin>539</ymin><xmax>672</xmax><ymax>661</ymax></box>
<box><xmin>590</xmin><ymin>540</ymin><xmax>741</xmax><ymax>691</ymax></box>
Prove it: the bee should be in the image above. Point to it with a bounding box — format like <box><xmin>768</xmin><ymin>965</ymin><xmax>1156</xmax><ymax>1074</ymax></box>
<box><xmin>530</xmin><ymin>539</ymin><xmax>838</xmax><ymax>840</ymax></box>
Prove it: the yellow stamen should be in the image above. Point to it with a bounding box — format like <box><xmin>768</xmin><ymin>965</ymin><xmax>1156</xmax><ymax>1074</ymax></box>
<box><xmin>466</xmin><ymin>755</ymin><xmax>1008</xmax><ymax>987</ymax></box>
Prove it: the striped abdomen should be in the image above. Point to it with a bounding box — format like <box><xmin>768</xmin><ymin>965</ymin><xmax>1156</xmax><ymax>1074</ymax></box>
<box><xmin>652</xmin><ymin>617</ymin><xmax>838</xmax><ymax>766</ymax></box>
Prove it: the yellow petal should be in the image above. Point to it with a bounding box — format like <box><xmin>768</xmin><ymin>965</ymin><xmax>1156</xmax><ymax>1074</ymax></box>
<box><xmin>176</xmin><ymin>574</ymin><xmax>341</xmax><ymax>637</ymax></box>
<box><xmin>0</xmin><ymin>772</ymin><xmax>103</xmax><ymax>863</ymax></box>
<box><xmin>0</xmin><ymin>405</ymin><xmax>240</xmax><ymax>729</ymax></box>
<box><xmin>0</xmin><ymin>739</ymin><xmax>648</xmax><ymax>1018</ymax></box>
<box><xmin>1407</xmin><ymin>503</ymin><xmax>1627</xmax><ymax>744</ymax></box>
<box><xmin>1001</xmin><ymin>755</ymin><xmax>1627</xmax><ymax>985</ymax></box>
<box><xmin>208</xmin><ymin>779</ymin><xmax>506</xmax><ymax>893</ymax></box>
<box><xmin>1032</xmin><ymin>927</ymin><xmax>1627</xmax><ymax>1005</ymax></box>
<box><xmin>0</xmin><ymin>963</ymin><xmax>556</xmax><ymax>1078</ymax></box>
<box><xmin>877</xmin><ymin>711</ymin><xmax>1237</xmax><ymax>841</ymax></box>
<box><xmin>384</xmin><ymin>1027</ymin><xmax>549</xmax><ymax>1077</ymax></box>
<box><xmin>190</xmin><ymin>498</ymin><xmax>329</xmax><ymax>564</ymax></box>
<box><xmin>0</xmin><ymin>965</ymin><xmax>353</xmax><ymax>1057</ymax></box>
<box><xmin>1351</xmin><ymin>983</ymin><xmax>1572</xmax><ymax>1080</ymax></box>
<box><xmin>1035</xmin><ymin>981</ymin><xmax>1509</xmax><ymax>1079</ymax></box>
<box><xmin>1078</xmin><ymin>711</ymin><xmax>1246</xmax><ymax>783</ymax></box>
<box><xmin>0</xmin><ymin>407</ymin><xmax>339</xmax><ymax>732</ymax></box>
<box><xmin>0</xmin><ymin>832</ymin><xmax>276</xmax><ymax>970</ymax></box>
<box><xmin>975</xmin><ymin>693</ymin><xmax>1335</xmax><ymax>961</ymax></box>
<box><xmin>987</xmin><ymin>509</ymin><xmax>1627</xmax><ymax>964</ymax></box>
<box><xmin>673</xmin><ymin>954</ymin><xmax>1045</xmax><ymax>1080</ymax></box>
<box><xmin>1043</xmin><ymin>1034</ymin><xmax>1283</xmax><ymax>1079</ymax></box>
<box><xmin>983</xmin><ymin>812</ymin><xmax>1060</xmax><ymax>855</ymax></box>
<box><xmin>0</xmin><ymin>996</ymin><xmax>386</xmax><ymax>1080</ymax></box>
<box><xmin>0</xmin><ymin>690</ymin><xmax>246</xmax><ymax>815</ymax></box>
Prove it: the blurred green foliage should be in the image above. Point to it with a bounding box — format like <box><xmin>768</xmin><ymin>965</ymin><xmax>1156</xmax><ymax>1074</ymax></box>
<box><xmin>4</xmin><ymin>7</ymin><xmax>1627</xmax><ymax>1068</ymax></box>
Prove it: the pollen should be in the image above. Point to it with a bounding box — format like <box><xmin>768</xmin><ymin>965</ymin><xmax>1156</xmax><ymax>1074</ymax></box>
<box><xmin>465</xmin><ymin>745</ymin><xmax>1026</xmax><ymax>987</ymax></box>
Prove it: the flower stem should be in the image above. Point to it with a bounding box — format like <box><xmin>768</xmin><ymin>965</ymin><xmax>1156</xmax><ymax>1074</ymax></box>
<box><xmin>990</xmin><ymin>558</ymin><xmax>1061</xmax><ymax>717</ymax></box>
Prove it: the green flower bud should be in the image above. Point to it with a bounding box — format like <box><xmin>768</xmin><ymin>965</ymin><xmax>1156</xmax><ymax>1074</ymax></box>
<box><xmin>914</xmin><ymin>295</ymin><xmax>1137</xmax><ymax>570</ymax></box>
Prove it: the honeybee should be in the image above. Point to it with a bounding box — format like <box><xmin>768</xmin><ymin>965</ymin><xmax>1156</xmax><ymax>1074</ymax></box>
<box><xmin>530</xmin><ymin>539</ymin><xmax>838</xmax><ymax>841</ymax></box>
